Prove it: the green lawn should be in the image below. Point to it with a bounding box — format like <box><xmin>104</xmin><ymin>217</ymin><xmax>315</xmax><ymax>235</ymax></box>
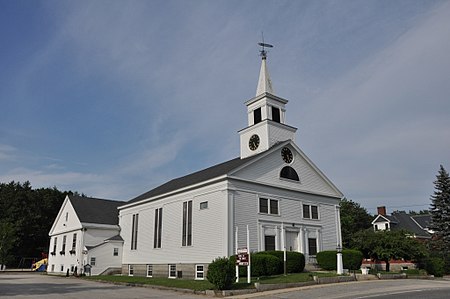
<box><xmin>84</xmin><ymin>275</ymin><xmax>214</xmax><ymax>291</ymax></box>
<box><xmin>84</xmin><ymin>272</ymin><xmax>338</xmax><ymax>290</ymax></box>
<box><xmin>257</xmin><ymin>272</ymin><xmax>337</xmax><ymax>284</ymax></box>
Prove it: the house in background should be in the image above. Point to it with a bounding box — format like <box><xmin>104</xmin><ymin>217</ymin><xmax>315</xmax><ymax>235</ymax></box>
<box><xmin>371</xmin><ymin>206</ymin><xmax>432</xmax><ymax>240</ymax></box>
<box><xmin>365</xmin><ymin>206</ymin><xmax>432</xmax><ymax>271</ymax></box>
<box><xmin>47</xmin><ymin>195</ymin><xmax>124</xmax><ymax>276</ymax></box>
<box><xmin>117</xmin><ymin>48</ymin><xmax>344</xmax><ymax>279</ymax></box>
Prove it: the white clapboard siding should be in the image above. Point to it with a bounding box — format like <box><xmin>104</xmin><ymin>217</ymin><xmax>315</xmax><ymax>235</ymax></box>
<box><xmin>88</xmin><ymin>242</ymin><xmax>123</xmax><ymax>275</ymax></box>
<box><xmin>231</xmin><ymin>179</ymin><xmax>339</xmax><ymax>254</ymax></box>
<box><xmin>120</xmin><ymin>182</ymin><xmax>230</xmax><ymax>265</ymax></box>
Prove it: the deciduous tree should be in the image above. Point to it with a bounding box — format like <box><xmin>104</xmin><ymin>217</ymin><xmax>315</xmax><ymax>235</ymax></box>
<box><xmin>339</xmin><ymin>198</ymin><xmax>373</xmax><ymax>248</ymax></box>
<box><xmin>351</xmin><ymin>229</ymin><xmax>427</xmax><ymax>272</ymax></box>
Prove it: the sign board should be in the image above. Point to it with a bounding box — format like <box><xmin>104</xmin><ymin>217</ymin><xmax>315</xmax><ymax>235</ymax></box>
<box><xmin>236</xmin><ymin>247</ymin><xmax>249</xmax><ymax>266</ymax></box>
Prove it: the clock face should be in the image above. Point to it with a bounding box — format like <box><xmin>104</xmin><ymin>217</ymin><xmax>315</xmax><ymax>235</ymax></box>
<box><xmin>281</xmin><ymin>147</ymin><xmax>293</xmax><ymax>163</ymax></box>
<box><xmin>249</xmin><ymin>134</ymin><xmax>260</xmax><ymax>151</ymax></box>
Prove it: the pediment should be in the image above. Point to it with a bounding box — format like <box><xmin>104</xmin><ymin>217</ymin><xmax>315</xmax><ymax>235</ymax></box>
<box><xmin>49</xmin><ymin>195</ymin><xmax>82</xmax><ymax>235</ymax></box>
<box><xmin>229</xmin><ymin>141</ymin><xmax>343</xmax><ymax>198</ymax></box>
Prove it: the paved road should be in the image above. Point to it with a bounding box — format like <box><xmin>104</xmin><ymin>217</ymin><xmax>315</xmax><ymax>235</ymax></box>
<box><xmin>0</xmin><ymin>273</ymin><xmax>202</xmax><ymax>299</ymax></box>
<box><xmin>229</xmin><ymin>279</ymin><xmax>450</xmax><ymax>299</ymax></box>
<box><xmin>2</xmin><ymin>273</ymin><xmax>450</xmax><ymax>299</ymax></box>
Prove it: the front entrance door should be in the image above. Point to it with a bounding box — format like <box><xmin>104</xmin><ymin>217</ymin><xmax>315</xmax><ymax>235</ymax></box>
<box><xmin>285</xmin><ymin>231</ymin><xmax>298</xmax><ymax>252</ymax></box>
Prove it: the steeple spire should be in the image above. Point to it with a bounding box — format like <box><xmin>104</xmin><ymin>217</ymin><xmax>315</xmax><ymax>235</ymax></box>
<box><xmin>256</xmin><ymin>41</ymin><xmax>274</xmax><ymax>96</ymax></box>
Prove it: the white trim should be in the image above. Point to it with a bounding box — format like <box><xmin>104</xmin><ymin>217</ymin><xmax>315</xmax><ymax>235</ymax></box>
<box><xmin>146</xmin><ymin>264</ymin><xmax>153</xmax><ymax>277</ymax></box>
<box><xmin>195</xmin><ymin>264</ymin><xmax>205</xmax><ymax>280</ymax></box>
<box><xmin>168</xmin><ymin>264</ymin><xmax>177</xmax><ymax>279</ymax></box>
<box><xmin>128</xmin><ymin>264</ymin><xmax>134</xmax><ymax>276</ymax></box>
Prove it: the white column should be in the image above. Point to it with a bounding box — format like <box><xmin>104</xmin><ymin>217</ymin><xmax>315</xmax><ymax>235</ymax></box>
<box><xmin>281</xmin><ymin>224</ymin><xmax>286</xmax><ymax>275</ymax></box>
<box><xmin>235</xmin><ymin>226</ymin><xmax>239</xmax><ymax>282</ymax></box>
<box><xmin>297</xmin><ymin>228</ymin><xmax>302</xmax><ymax>253</ymax></box>
<box><xmin>275</xmin><ymin>226</ymin><xmax>279</xmax><ymax>250</ymax></box>
<box><xmin>316</xmin><ymin>228</ymin><xmax>321</xmax><ymax>252</ymax></box>
<box><xmin>335</xmin><ymin>205</ymin><xmax>343</xmax><ymax>275</ymax></box>
<box><xmin>247</xmin><ymin>225</ymin><xmax>251</xmax><ymax>284</ymax></box>
<box><xmin>259</xmin><ymin>224</ymin><xmax>265</xmax><ymax>252</ymax></box>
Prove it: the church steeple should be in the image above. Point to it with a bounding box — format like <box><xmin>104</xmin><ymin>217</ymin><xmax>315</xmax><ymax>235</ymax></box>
<box><xmin>256</xmin><ymin>54</ymin><xmax>274</xmax><ymax>96</ymax></box>
<box><xmin>238</xmin><ymin>43</ymin><xmax>297</xmax><ymax>159</ymax></box>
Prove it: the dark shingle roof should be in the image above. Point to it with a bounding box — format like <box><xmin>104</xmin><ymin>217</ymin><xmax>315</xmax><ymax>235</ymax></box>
<box><xmin>69</xmin><ymin>195</ymin><xmax>124</xmax><ymax>225</ymax></box>
<box><xmin>106</xmin><ymin>234</ymin><xmax>124</xmax><ymax>241</ymax></box>
<box><xmin>128</xmin><ymin>155</ymin><xmax>258</xmax><ymax>204</ymax></box>
<box><xmin>411</xmin><ymin>214</ymin><xmax>431</xmax><ymax>229</ymax></box>
<box><xmin>389</xmin><ymin>212</ymin><xmax>431</xmax><ymax>238</ymax></box>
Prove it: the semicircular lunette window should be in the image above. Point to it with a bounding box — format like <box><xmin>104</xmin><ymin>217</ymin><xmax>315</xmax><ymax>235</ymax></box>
<box><xmin>280</xmin><ymin>166</ymin><xmax>300</xmax><ymax>182</ymax></box>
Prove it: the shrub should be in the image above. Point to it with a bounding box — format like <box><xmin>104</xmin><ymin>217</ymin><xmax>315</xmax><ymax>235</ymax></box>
<box><xmin>424</xmin><ymin>257</ymin><xmax>445</xmax><ymax>277</ymax></box>
<box><xmin>259</xmin><ymin>251</ymin><xmax>305</xmax><ymax>273</ymax></box>
<box><xmin>342</xmin><ymin>249</ymin><xmax>363</xmax><ymax>270</ymax></box>
<box><xmin>252</xmin><ymin>254</ymin><xmax>283</xmax><ymax>276</ymax></box>
<box><xmin>316</xmin><ymin>251</ymin><xmax>336</xmax><ymax>270</ymax></box>
<box><xmin>316</xmin><ymin>250</ymin><xmax>363</xmax><ymax>271</ymax></box>
<box><xmin>206</xmin><ymin>257</ymin><xmax>235</xmax><ymax>290</ymax></box>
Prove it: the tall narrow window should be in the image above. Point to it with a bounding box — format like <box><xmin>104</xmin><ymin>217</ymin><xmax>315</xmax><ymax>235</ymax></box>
<box><xmin>253</xmin><ymin>107</ymin><xmax>262</xmax><ymax>124</ymax></box>
<box><xmin>61</xmin><ymin>235</ymin><xmax>66</xmax><ymax>253</ymax></box>
<box><xmin>52</xmin><ymin>237</ymin><xmax>57</xmax><ymax>254</ymax></box>
<box><xmin>182</xmin><ymin>200</ymin><xmax>193</xmax><ymax>246</ymax></box>
<box><xmin>72</xmin><ymin>233</ymin><xmax>77</xmax><ymax>251</ymax></box>
<box><xmin>131</xmin><ymin>214</ymin><xmax>139</xmax><ymax>250</ymax></box>
<box><xmin>272</xmin><ymin>106</ymin><xmax>280</xmax><ymax>123</ymax></box>
<box><xmin>154</xmin><ymin>208</ymin><xmax>163</xmax><ymax>248</ymax></box>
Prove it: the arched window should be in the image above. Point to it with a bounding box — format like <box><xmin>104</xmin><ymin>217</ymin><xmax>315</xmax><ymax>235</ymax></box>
<box><xmin>280</xmin><ymin>166</ymin><xmax>299</xmax><ymax>181</ymax></box>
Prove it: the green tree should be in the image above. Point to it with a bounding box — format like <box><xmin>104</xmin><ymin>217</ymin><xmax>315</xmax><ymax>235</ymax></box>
<box><xmin>0</xmin><ymin>181</ymin><xmax>74</xmax><ymax>267</ymax></box>
<box><xmin>429</xmin><ymin>165</ymin><xmax>450</xmax><ymax>273</ymax></box>
<box><xmin>340</xmin><ymin>198</ymin><xmax>373</xmax><ymax>248</ymax></box>
<box><xmin>351</xmin><ymin>229</ymin><xmax>427</xmax><ymax>272</ymax></box>
<box><xmin>0</xmin><ymin>221</ymin><xmax>17</xmax><ymax>267</ymax></box>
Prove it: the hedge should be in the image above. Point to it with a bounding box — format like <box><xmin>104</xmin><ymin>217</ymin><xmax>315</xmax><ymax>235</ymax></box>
<box><xmin>234</xmin><ymin>251</ymin><xmax>305</xmax><ymax>277</ymax></box>
<box><xmin>316</xmin><ymin>249</ymin><xmax>363</xmax><ymax>271</ymax></box>
<box><xmin>260</xmin><ymin>251</ymin><xmax>306</xmax><ymax>273</ymax></box>
<box><xmin>206</xmin><ymin>257</ymin><xmax>235</xmax><ymax>290</ymax></box>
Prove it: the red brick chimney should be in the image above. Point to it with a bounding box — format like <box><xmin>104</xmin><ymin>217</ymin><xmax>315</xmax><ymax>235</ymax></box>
<box><xmin>377</xmin><ymin>206</ymin><xmax>387</xmax><ymax>216</ymax></box>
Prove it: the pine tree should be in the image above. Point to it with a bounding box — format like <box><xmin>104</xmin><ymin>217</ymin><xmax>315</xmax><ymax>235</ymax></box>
<box><xmin>429</xmin><ymin>165</ymin><xmax>450</xmax><ymax>272</ymax></box>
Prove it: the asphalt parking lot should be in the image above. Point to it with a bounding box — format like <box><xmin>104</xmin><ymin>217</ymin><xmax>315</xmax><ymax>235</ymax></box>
<box><xmin>0</xmin><ymin>272</ymin><xmax>202</xmax><ymax>299</ymax></box>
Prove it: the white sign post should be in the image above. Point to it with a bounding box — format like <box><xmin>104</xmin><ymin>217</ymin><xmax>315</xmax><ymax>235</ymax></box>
<box><xmin>235</xmin><ymin>226</ymin><xmax>251</xmax><ymax>284</ymax></box>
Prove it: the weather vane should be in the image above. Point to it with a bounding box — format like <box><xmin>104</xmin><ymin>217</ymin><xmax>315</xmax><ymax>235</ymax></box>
<box><xmin>258</xmin><ymin>32</ymin><xmax>273</xmax><ymax>59</ymax></box>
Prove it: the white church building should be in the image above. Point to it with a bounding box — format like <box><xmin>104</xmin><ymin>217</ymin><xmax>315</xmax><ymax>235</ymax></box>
<box><xmin>116</xmin><ymin>48</ymin><xmax>344</xmax><ymax>279</ymax></box>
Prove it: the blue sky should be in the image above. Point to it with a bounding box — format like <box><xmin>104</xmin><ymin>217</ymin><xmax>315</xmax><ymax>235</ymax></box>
<box><xmin>1</xmin><ymin>0</ymin><xmax>449</xmax><ymax>214</ymax></box>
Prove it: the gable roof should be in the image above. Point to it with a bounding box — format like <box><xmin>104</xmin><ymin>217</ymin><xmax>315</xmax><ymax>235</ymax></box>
<box><xmin>127</xmin><ymin>155</ymin><xmax>258</xmax><ymax>205</ymax></box>
<box><xmin>372</xmin><ymin>211</ymin><xmax>431</xmax><ymax>238</ymax></box>
<box><xmin>125</xmin><ymin>140</ymin><xmax>343</xmax><ymax>208</ymax></box>
<box><xmin>411</xmin><ymin>214</ymin><xmax>431</xmax><ymax>229</ymax></box>
<box><xmin>389</xmin><ymin>212</ymin><xmax>431</xmax><ymax>238</ymax></box>
<box><xmin>69</xmin><ymin>195</ymin><xmax>124</xmax><ymax>225</ymax></box>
